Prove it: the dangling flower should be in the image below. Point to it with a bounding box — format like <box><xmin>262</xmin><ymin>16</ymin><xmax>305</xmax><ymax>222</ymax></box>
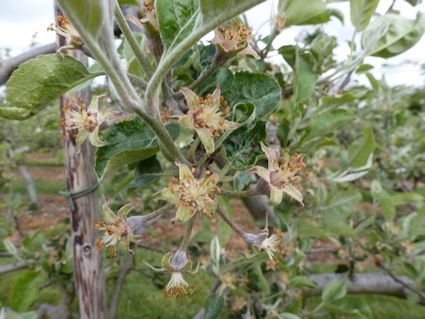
<box><xmin>164</xmin><ymin>271</ymin><xmax>194</xmax><ymax>298</ymax></box>
<box><xmin>211</xmin><ymin>21</ymin><xmax>259</xmax><ymax>58</ymax></box>
<box><xmin>47</xmin><ymin>15</ymin><xmax>81</xmax><ymax>47</ymax></box>
<box><xmin>245</xmin><ymin>228</ymin><xmax>284</xmax><ymax>261</ymax></box>
<box><xmin>64</xmin><ymin>96</ymin><xmax>110</xmax><ymax>152</ymax></box>
<box><xmin>256</xmin><ymin>229</ymin><xmax>284</xmax><ymax>261</ymax></box>
<box><xmin>178</xmin><ymin>87</ymin><xmax>239</xmax><ymax>154</ymax></box>
<box><xmin>94</xmin><ymin>201</ymin><xmax>138</xmax><ymax>257</ymax></box>
<box><xmin>159</xmin><ymin>162</ymin><xmax>220</xmax><ymax>222</ymax></box>
<box><xmin>146</xmin><ymin>249</ymin><xmax>197</xmax><ymax>298</ymax></box>
<box><xmin>249</xmin><ymin>143</ymin><xmax>305</xmax><ymax>206</ymax></box>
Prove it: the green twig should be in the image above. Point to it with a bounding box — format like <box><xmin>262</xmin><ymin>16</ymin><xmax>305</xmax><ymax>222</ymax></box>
<box><xmin>114</xmin><ymin>3</ymin><xmax>154</xmax><ymax>77</ymax></box>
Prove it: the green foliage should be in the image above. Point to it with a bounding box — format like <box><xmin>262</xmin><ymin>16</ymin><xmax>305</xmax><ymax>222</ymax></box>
<box><xmin>10</xmin><ymin>271</ymin><xmax>44</xmax><ymax>311</ymax></box>
<box><xmin>224</xmin><ymin>121</ymin><xmax>266</xmax><ymax>169</ymax></box>
<box><xmin>95</xmin><ymin>119</ymin><xmax>178</xmax><ymax>178</ymax></box>
<box><xmin>350</xmin><ymin>0</ymin><xmax>380</xmax><ymax>32</ymax></box>
<box><xmin>203</xmin><ymin>295</ymin><xmax>224</xmax><ymax>319</ymax></box>
<box><xmin>129</xmin><ymin>156</ymin><xmax>162</xmax><ymax>188</ymax></box>
<box><xmin>362</xmin><ymin>12</ymin><xmax>425</xmax><ymax>57</ymax></box>
<box><xmin>211</xmin><ymin>70</ymin><xmax>281</xmax><ymax>117</ymax></box>
<box><xmin>322</xmin><ymin>279</ymin><xmax>348</xmax><ymax>304</ymax></box>
<box><xmin>156</xmin><ymin>0</ymin><xmax>197</xmax><ymax>49</ymax></box>
<box><xmin>1</xmin><ymin>54</ymin><xmax>98</xmax><ymax>120</ymax></box>
<box><xmin>278</xmin><ymin>0</ymin><xmax>330</xmax><ymax>26</ymax></box>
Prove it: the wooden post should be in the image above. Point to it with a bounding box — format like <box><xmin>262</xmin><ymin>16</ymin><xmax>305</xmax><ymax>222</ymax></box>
<box><xmin>55</xmin><ymin>7</ymin><xmax>109</xmax><ymax>319</ymax></box>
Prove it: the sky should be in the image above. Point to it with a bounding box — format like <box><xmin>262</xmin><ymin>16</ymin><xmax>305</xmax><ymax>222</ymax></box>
<box><xmin>0</xmin><ymin>0</ymin><xmax>424</xmax><ymax>86</ymax></box>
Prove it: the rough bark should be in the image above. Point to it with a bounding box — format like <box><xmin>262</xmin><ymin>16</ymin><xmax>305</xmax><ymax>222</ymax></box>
<box><xmin>55</xmin><ymin>6</ymin><xmax>108</xmax><ymax>319</ymax></box>
<box><xmin>0</xmin><ymin>260</ymin><xmax>35</xmax><ymax>274</ymax></box>
<box><xmin>304</xmin><ymin>272</ymin><xmax>419</xmax><ymax>300</ymax></box>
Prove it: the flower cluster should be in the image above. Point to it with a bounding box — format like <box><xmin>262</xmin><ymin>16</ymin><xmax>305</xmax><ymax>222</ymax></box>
<box><xmin>160</xmin><ymin>163</ymin><xmax>220</xmax><ymax>222</ymax></box>
<box><xmin>249</xmin><ymin>143</ymin><xmax>305</xmax><ymax>206</ymax></box>
<box><xmin>47</xmin><ymin>15</ymin><xmax>81</xmax><ymax>47</ymax></box>
<box><xmin>211</xmin><ymin>21</ymin><xmax>259</xmax><ymax>58</ymax></box>
<box><xmin>63</xmin><ymin>96</ymin><xmax>110</xmax><ymax>152</ymax></box>
<box><xmin>94</xmin><ymin>202</ymin><xmax>137</xmax><ymax>257</ymax></box>
<box><xmin>179</xmin><ymin>87</ymin><xmax>239</xmax><ymax>154</ymax></box>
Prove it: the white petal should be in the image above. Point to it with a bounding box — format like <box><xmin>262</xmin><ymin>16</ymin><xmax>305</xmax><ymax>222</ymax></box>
<box><xmin>261</xmin><ymin>142</ymin><xmax>279</xmax><ymax>171</ymax></box>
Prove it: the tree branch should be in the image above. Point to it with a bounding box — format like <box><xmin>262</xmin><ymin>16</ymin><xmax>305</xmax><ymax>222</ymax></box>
<box><xmin>377</xmin><ymin>263</ymin><xmax>425</xmax><ymax>303</ymax></box>
<box><xmin>0</xmin><ymin>260</ymin><xmax>35</xmax><ymax>274</ymax></box>
<box><xmin>303</xmin><ymin>272</ymin><xmax>422</xmax><ymax>302</ymax></box>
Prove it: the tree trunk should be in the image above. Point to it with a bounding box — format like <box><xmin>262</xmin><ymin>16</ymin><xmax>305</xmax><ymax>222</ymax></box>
<box><xmin>55</xmin><ymin>6</ymin><xmax>108</xmax><ymax>319</ymax></box>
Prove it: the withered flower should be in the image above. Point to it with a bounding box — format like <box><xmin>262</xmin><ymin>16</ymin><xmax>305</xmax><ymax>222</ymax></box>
<box><xmin>95</xmin><ymin>202</ymin><xmax>137</xmax><ymax>257</ymax></box>
<box><xmin>64</xmin><ymin>96</ymin><xmax>110</xmax><ymax>152</ymax></box>
<box><xmin>178</xmin><ymin>87</ymin><xmax>239</xmax><ymax>154</ymax></box>
<box><xmin>249</xmin><ymin>143</ymin><xmax>305</xmax><ymax>206</ymax></box>
<box><xmin>159</xmin><ymin>163</ymin><xmax>220</xmax><ymax>222</ymax></box>
<box><xmin>211</xmin><ymin>21</ymin><xmax>259</xmax><ymax>58</ymax></box>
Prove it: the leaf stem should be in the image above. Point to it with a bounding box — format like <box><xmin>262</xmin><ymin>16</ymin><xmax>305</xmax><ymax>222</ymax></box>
<box><xmin>180</xmin><ymin>213</ymin><xmax>198</xmax><ymax>250</ymax></box>
<box><xmin>114</xmin><ymin>3</ymin><xmax>154</xmax><ymax>78</ymax></box>
<box><xmin>216</xmin><ymin>206</ymin><xmax>247</xmax><ymax>240</ymax></box>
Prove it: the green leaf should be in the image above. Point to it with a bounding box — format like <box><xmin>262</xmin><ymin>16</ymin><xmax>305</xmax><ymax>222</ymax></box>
<box><xmin>2</xmin><ymin>54</ymin><xmax>98</xmax><ymax>120</ymax></box>
<box><xmin>95</xmin><ymin>119</ymin><xmax>178</xmax><ymax>178</ymax></box>
<box><xmin>347</xmin><ymin>126</ymin><xmax>375</xmax><ymax>167</ymax></box>
<box><xmin>295</xmin><ymin>55</ymin><xmax>318</xmax><ymax>103</ymax></box>
<box><xmin>362</xmin><ymin>12</ymin><xmax>425</xmax><ymax>58</ymax></box>
<box><xmin>306</xmin><ymin>110</ymin><xmax>355</xmax><ymax>140</ymax></box>
<box><xmin>3</xmin><ymin>239</ymin><xmax>18</xmax><ymax>256</ymax></box>
<box><xmin>156</xmin><ymin>0</ymin><xmax>198</xmax><ymax>49</ymax></box>
<box><xmin>233</xmin><ymin>171</ymin><xmax>251</xmax><ymax>191</ymax></box>
<box><xmin>203</xmin><ymin>295</ymin><xmax>224</xmax><ymax>319</ymax></box>
<box><xmin>278</xmin><ymin>0</ymin><xmax>329</xmax><ymax>26</ymax></box>
<box><xmin>289</xmin><ymin>276</ymin><xmax>318</xmax><ymax>289</ymax></box>
<box><xmin>224</xmin><ymin>121</ymin><xmax>266</xmax><ymax>170</ymax></box>
<box><xmin>10</xmin><ymin>271</ymin><xmax>44</xmax><ymax>311</ymax></box>
<box><xmin>214</xmin><ymin>70</ymin><xmax>281</xmax><ymax>117</ymax></box>
<box><xmin>200</xmin><ymin>0</ymin><xmax>248</xmax><ymax>23</ymax></box>
<box><xmin>371</xmin><ymin>180</ymin><xmax>396</xmax><ymax>220</ymax></box>
<box><xmin>322</xmin><ymin>279</ymin><xmax>347</xmax><ymax>304</ymax></box>
<box><xmin>0</xmin><ymin>106</ymin><xmax>32</xmax><ymax>121</ymax></box>
<box><xmin>129</xmin><ymin>156</ymin><xmax>162</xmax><ymax>188</ymax></box>
<box><xmin>350</xmin><ymin>0</ymin><xmax>380</xmax><ymax>32</ymax></box>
